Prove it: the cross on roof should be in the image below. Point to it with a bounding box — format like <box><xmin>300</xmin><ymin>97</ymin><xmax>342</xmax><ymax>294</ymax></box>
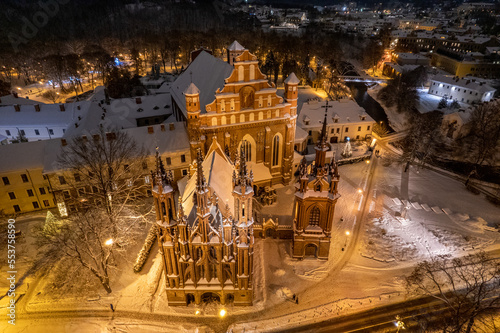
<box><xmin>321</xmin><ymin>100</ymin><xmax>333</xmax><ymax>112</ymax></box>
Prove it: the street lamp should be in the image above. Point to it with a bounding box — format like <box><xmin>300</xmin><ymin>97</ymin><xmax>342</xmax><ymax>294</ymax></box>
<box><xmin>219</xmin><ymin>309</ymin><xmax>226</xmax><ymax>318</ymax></box>
<box><xmin>105</xmin><ymin>238</ymin><xmax>114</xmax><ymax>246</ymax></box>
<box><xmin>357</xmin><ymin>188</ymin><xmax>363</xmax><ymax>193</ymax></box>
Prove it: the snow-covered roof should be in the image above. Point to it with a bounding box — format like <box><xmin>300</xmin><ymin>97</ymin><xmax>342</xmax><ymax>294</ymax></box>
<box><xmin>180</xmin><ymin>148</ymin><xmax>235</xmax><ymax>221</ymax></box>
<box><xmin>298</xmin><ymin>99</ymin><xmax>375</xmax><ymax>129</ymax></box>
<box><xmin>184</xmin><ymin>82</ymin><xmax>200</xmax><ymax>95</ymax></box>
<box><xmin>0</xmin><ymin>139</ymin><xmax>51</xmax><ymax>173</ymax></box>
<box><xmin>284</xmin><ymin>72</ymin><xmax>300</xmax><ymax>85</ymax></box>
<box><xmin>431</xmin><ymin>75</ymin><xmax>495</xmax><ymax>94</ymax></box>
<box><xmin>0</xmin><ymin>101</ymin><xmax>91</xmax><ymax>127</ymax></box>
<box><xmin>228</xmin><ymin>40</ymin><xmax>246</xmax><ymax>51</ymax></box>
<box><xmin>43</xmin><ymin>122</ymin><xmax>189</xmax><ymax>173</ymax></box>
<box><xmin>0</xmin><ymin>94</ymin><xmax>46</xmax><ymax>107</ymax></box>
<box><xmin>295</xmin><ymin>125</ymin><xmax>308</xmax><ymax>142</ymax></box>
<box><xmin>171</xmin><ymin>51</ymin><xmax>234</xmax><ymax>118</ymax></box>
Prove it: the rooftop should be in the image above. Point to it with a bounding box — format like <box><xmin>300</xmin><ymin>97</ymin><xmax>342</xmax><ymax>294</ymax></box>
<box><xmin>431</xmin><ymin>75</ymin><xmax>495</xmax><ymax>93</ymax></box>
<box><xmin>298</xmin><ymin>99</ymin><xmax>374</xmax><ymax>129</ymax></box>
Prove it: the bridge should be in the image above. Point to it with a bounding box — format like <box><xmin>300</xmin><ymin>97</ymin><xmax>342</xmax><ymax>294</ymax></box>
<box><xmin>339</xmin><ymin>75</ymin><xmax>388</xmax><ymax>83</ymax></box>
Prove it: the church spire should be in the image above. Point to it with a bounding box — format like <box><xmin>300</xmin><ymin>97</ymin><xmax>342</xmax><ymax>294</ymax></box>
<box><xmin>196</xmin><ymin>149</ymin><xmax>207</xmax><ymax>192</ymax></box>
<box><xmin>317</xmin><ymin>102</ymin><xmax>329</xmax><ymax>149</ymax></box>
<box><xmin>314</xmin><ymin>101</ymin><xmax>332</xmax><ymax>170</ymax></box>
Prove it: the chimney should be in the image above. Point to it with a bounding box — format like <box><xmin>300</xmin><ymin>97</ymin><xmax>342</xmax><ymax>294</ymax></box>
<box><xmin>161</xmin><ymin>124</ymin><xmax>165</xmax><ymax>131</ymax></box>
<box><xmin>14</xmin><ymin>104</ymin><xmax>20</xmax><ymax>112</ymax></box>
<box><xmin>82</xmin><ymin>135</ymin><xmax>87</xmax><ymax>141</ymax></box>
<box><xmin>136</xmin><ymin>97</ymin><xmax>142</xmax><ymax>104</ymax></box>
<box><xmin>169</xmin><ymin>123</ymin><xmax>175</xmax><ymax>131</ymax></box>
<box><xmin>34</xmin><ymin>104</ymin><xmax>40</xmax><ymax>112</ymax></box>
<box><xmin>148</xmin><ymin>126</ymin><xmax>154</xmax><ymax>134</ymax></box>
<box><xmin>77</xmin><ymin>105</ymin><xmax>81</xmax><ymax>110</ymax></box>
<box><xmin>61</xmin><ymin>138</ymin><xmax>67</xmax><ymax>146</ymax></box>
<box><xmin>59</xmin><ymin>104</ymin><xmax>65</xmax><ymax>111</ymax></box>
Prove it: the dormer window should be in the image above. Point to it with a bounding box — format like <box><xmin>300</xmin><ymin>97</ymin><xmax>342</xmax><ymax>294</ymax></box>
<box><xmin>137</xmin><ymin>108</ymin><xmax>144</xmax><ymax>112</ymax></box>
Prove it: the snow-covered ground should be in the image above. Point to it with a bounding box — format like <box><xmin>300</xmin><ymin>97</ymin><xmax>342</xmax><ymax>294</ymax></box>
<box><xmin>1</xmin><ymin>157</ymin><xmax>499</xmax><ymax>333</ymax></box>
<box><xmin>416</xmin><ymin>88</ymin><xmax>469</xmax><ymax>114</ymax></box>
<box><xmin>366</xmin><ymin>84</ymin><xmax>409</xmax><ymax>132</ymax></box>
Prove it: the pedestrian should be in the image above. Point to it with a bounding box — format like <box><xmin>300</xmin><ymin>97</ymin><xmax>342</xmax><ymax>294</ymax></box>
<box><xmin>296</xmin><ymin>297</ymin><xmax>299</xmax><ymax>304</ymax></box>
<box><xmin>110</xmin><ymin>303</ymin><xmax>114</xmax><ymax>312</ymax></box>
<box><xmin>292</xmin><ymin>294</ymin><xmax>296</xmax><ymax>301</ymax></box>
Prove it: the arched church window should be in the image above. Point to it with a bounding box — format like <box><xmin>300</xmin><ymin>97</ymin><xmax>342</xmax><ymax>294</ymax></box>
<box><xmin>272</xmin><ymin>135</ymin><xmax>280</xmax><ymax>166</ymax></box>
<box><xmin>249</xmin><ymin>113</ymin><xmax>254</xmax><ymax>121</ymax></box>
<box><xmin>250</xmin><ymin>64</ymin><xmax>255</xmax><ymax>80</ymax></box>
<box><xmin>161</xmin><ymin>202</ymin><xmax>166</xmax><ymax>216</ymax></box>
<box><xmin>168</xmin><ymin>198</ymin><xmax>174</xmax><ymax>220</ymax></box>
<box><xmin>240</xmin><ymin>140</ymin><xmax>251</xmax><ymax>162</ymax></box>
<box><xmin>212</xmin><ymin>117</ymin><xmax>217</xmax><ymax>126</ymax></box>
<box><xmin>259</xmin><ymin>96</ymin><xmax>263</xmax><ymax>107</ymax></box>
<box><xmin>230</xmin><ymin>99</ymin><xmax>235</xmax><ymax>110</ymax></box>
<box><xmin>258</xmin><ymin>111</ymin><xmax>263</xmax><ymax>120</ymax></box>
<box><xmin>309</xmin><ymin>207</ymin><xmax>320</xmax><ymax>226</ymax></box>
<box><xmin>240</xmin><ymin>114</ymin><xmax>245</xmax><ymax>123</ymax></box>
<box><xmin>231</xmin><ymin>115</ymin><xmax>236</xmax><ymax>124</ymax></box>
<box><xmin>220</xmin><ymin>99</ymin><xmax>225</xmax><ymax>111</ymax></box>
<box><xmin>221</xmin><ymin>116</ymin><xmax>227</xmax><ymax>125</ymax></box>
<box><xmin>242</xmin><ymin>203</ymin><xmax>245</xmax><ymax>217</ymax></box>
<box><xmin>275</xmin><ymin>109</ymin><xmax>279</xmax><ymax>117</ymax></box>
<box><xmin>267</xmin><ymin>95</ymin><xmax>272</xmax><ymax>106</ymax></box>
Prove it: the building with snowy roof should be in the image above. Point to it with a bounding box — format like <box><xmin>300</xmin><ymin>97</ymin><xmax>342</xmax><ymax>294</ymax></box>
<box><xmin>297</xmin><ymin>99</ymin><xmax>375</xmax><ymax>145</ymax></box>
<box><xmin>428</xmin><ymin>75</ymin><xmax>495</xmax><ymax>104</ymax></box>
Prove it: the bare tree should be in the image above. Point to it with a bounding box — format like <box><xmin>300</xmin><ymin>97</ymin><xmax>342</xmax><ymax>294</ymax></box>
<box><xmin>39</xmin><ymin>208</ymin><xmax>143</xmax><ymax>293</ymax></box>
<box><xmin>406</xmin><ymin>252</ymin><xmax>500</xmax><ymax>333</ymax></box>
<box><xmin>56</xmin><ymin>127</ymin><xmax>149</xmax><ymax>227</ymax></box>
<box><xmin>42</xmin><ymin>90</ymin><xmax>60</xmax><ymax>104</ymax></box>
<box><xmin>458</xmin><ymin>100</ymin><xmax>500</xmax><ymax>169</ymax></box>
<box><xmin>400</xmin><ymin>111</ymin><xmax>443</xmax><ymax>172</ymax></box>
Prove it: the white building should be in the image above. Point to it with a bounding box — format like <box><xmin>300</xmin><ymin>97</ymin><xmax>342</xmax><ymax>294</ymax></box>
<box><xmin>428</xmin><ymin>75</ymin><xmax>496</xmax><ymax>104</ymax></box>
<box><xmin>297</xmin><ymin>99</ymin><xmax>375</xmax><ymax>145</ymax></box>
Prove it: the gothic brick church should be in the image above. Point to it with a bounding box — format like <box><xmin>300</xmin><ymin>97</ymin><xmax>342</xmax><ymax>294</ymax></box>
<box><xmin>152</xmin><ymin>42</ymin><xmax>340</xmax><ymax>306</ymax></box>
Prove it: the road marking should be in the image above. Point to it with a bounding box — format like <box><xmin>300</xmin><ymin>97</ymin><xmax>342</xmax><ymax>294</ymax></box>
<box><xmin>411</xmin><ymin>202</ymin><xmax>422</xmax><ymax>210</ymax></box>
<box><xmin>392</xmin><ymin>198</ymin><xmax>402</xmax><ymax>205</ymax></box>
<box><xmin>421</xmin><ymin>204</ymin><xmax>431</xmax><ymax>211</ymax></box>
<box><xmin>442</xmin><ymin>208</ymin><xmax>452</xmax><ymax>215</ymax></box>
<box><xmin>431</xmin><ymin>206</ymin><xmax>443</xmax><ymax>214</ymax></box>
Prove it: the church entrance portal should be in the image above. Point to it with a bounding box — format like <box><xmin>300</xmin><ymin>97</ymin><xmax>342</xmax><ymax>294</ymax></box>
<box><xmin>186</xmin><ymin>293</ymin><xmax>195</xmax><ymax>305</ymax></box>
<box><xmin>304</xmin><ymin>244</ymin><xmax>318</xmax><ymax>257</ymax></box>
<box><xmin>201</xmin><ymin>292</ymin><xmax>220</xmax><ymax>304</ymax></box>
<box><xmin>330</xmin><ymin>136</ymin><xmax>338</xmax><ymax>143</ymax></box>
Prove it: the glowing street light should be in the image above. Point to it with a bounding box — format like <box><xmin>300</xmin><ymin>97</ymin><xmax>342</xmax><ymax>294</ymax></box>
<box><xmin>195</xmin><ymin>310</ymin><xmax>200</xmax><ymax>315</ymax></box>
<box><xmin>219</xmin><ymin>309</ymin><xmax>226</xmax><ymax>318</ymax></box>
<box><xmin>357</xmin><ymin>189</ymin><xmax>363</xmax><ymax>194</ymax></box>
<box><xmin>105</xmin><ymin>238</ymin><xmax>114</xmax><ymax>246</ymax></box>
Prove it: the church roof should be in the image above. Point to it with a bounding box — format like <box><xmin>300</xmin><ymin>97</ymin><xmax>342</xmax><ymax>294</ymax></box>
<box><xmin>228</xmin><ymin>40</ymin><xmax>245</xmax><ymax>51</ymax></box>
<box><xmin>284</xmin><ymin>72</ymin><xmax>300</xmax><ymax>85</ymax></box>
<box><xmin>184</xmin><ymin>82</ymin><xmax>200</xmax><ymax>95</ymax></box>
<box><xmin>171</xmin><ymin>51</ymin><xmax>234</xmax><ymax>118</ymax></box>
<box><xmin>179</xmin><ymin>148</ymin><xmax>235</xmax><ymax>224</ymax></box>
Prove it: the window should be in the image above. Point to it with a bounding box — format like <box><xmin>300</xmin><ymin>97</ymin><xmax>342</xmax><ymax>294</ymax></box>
<box><xmin>212</xmin><ymin>117</ymin><xmax>217</xmax><ymax>126</ymax></box>
<box><xmin>27</xmin><ymin>189</ymin><xmax>34</xmax><ymax>197</ymax></box>
<box><xmin>367</xmin><ymin>125</ymin><xmax>370</xmax><ymax>131</ymax></box>
<box><xmin>78</xmin><ymin>188</ymin><xmax>85</xmax><ymax>196</ymax></box>
<box><xmin>144</xmin><ymin>175</ymin><xmax>150</xmax><ymax>184</ymax></box>
<box><xmin>336</xmin><ymin>128</ymin><xmax>340</xmax><ymax>134</ymax></box>
<box><xmin>32</xmin><ymin>201</ymin><xmax>39</xmax><ymax>209</ymax></box>
<box><xmin>166</xmin><ymin>157</ymin><xmax>171</xmax><ymax>165</ymax></box>
<box><xmin>21</xmin><ymin>174</ymin><xmax>28</xmax><ymax>183</ymax></box>
<box><xmin>182</xmin><ymin>169</ymin><xmax>188</xmax><ymax>176</ymax></box>
<box><xmin>181</xmin><ymin>155</ymin><xmax>186</xmax><ymax>163</ymax></box>
<box><xmin>241</xmin><ymin>140</ymin><xmax>252</xmax><ymax>162</ymax></box>
<box><xmin>331</xmin><ymin>129</ymin><xmax>334</xmax><ymax>134</ymax></box>
<box><xmin>48</xmin><ymin>129</ymin><xmax>54</xmax><ymax>135</ymax></box>
<box><xmin>74</xmin><ymin>173</ymin><xmax>81</xmax><ymax>182</ymax></box>
<box><xmin>358</xmin><ymin>126</ymin><xmax>361</xmax><ymax>131</ymax></box>
<box><xmin>9</xmin><ymin>192</ymin><xmax>16</xmax><ymax>200</ymax></box>
<box><xmin>272</xmin><ymin>135</ymin><xmax>280</xmax><ymax>166</ymax></box>
<box><xmin>6</xmin><ymin>130</ymin><xmax>11</xmax><ymax>136</ymax></box>
<box><xmin>356</xmin><ymin>135</ymin><xmax>360</xmax><ymax>139</ymax></box>
<box><xmin>35</xmin><ymin>129</ymin><xmax>40</xmax><ymax>135</ymax></box>
<box><xmin>2</xmin><ymin>177</ymin><xmax>10</xmax><ymax>185</ymax></box>
<box><xmin>13</xmin><ymin>205</ymin><xmax>20</xmax><ymax>212</ymax></box>
<box><xmin>63</xmin><ymin>190</ymin><xmax>70</xmax><ymax>199</ymax></box>
<box><xmin>43</xmin><ymin>200</ymin><xmax>50</xmax><ymax>207</ymax></box>
<box><xmin>39</xmin><ymin>187</ymin><xmax>46</xmax><ymax>195</ymax></box>
<box><xmin>309</xmin><ymin>207</ymin><xmax>320</xmax><ymax>226</ymax></box>
<box><xmin>345</xmin><ymin>127</ymin><xmax>349</xmax><ymax>132</ymax></box>
<box><xmin>59</xmin><ymin>176</ymin><xmax>66</xmax><ymax>185</ymax></box>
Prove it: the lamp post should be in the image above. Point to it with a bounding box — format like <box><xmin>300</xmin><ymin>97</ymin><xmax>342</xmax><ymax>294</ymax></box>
<box><xmin>342</xmin><ymin>230</ymin><xmax>350</xmax><ymax>251</ymax></box>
